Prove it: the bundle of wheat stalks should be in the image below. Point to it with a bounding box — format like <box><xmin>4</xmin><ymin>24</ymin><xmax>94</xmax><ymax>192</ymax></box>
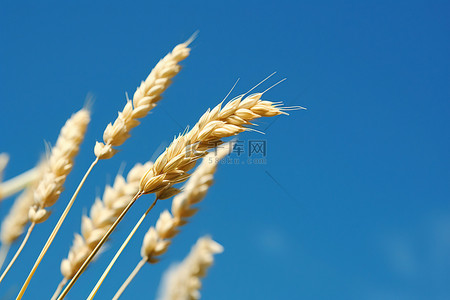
<box><xmin>0</xmin><ymin>34</ymin><xmax>300</xmax><ymax>299</ymax></box>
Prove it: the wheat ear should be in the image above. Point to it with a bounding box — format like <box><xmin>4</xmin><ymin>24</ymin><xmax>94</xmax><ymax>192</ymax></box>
<box><xmin>0</xmin><ymin>108</ymin><xmax>90</xmax><ymax>286</ymax></box>
<box><xmin>18</xmin><ymin>38</ymin><xmax>192</xmax><ymax>299</ymax></box>
<box><xmin>158</xmin><ymin>236</ymin><xmax>223</xmax><ymax>300</ymax></box>
<box><xmin>111</xmin><ymin>147</ymin><xmax>231</xmax><ymax>300</ymax></box>
<box><xmin>29</xmin><ymin>108</ymin><xmax>91</xmax><ymax>223</ymax></box>
<box><xmin>50</xmin><ymin>162</ymin><xmax>151</xmax><ymax>300</ymax></box>
<box><xmin>94</xmin><ymin>36</ymin><xmax>194</xmax><ymax>160</ymax></box>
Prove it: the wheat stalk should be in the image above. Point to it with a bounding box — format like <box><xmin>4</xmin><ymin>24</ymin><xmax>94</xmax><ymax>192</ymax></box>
<box><xmin>17</xmin><ymin>37</ymin><xmax>193</xmax><ymax>299</ymax></box>
<box><xmin>76</xmin><ymin>90</ymin><xmax>286</xmax><ymax>299</ymax></box>
<box><xmin>0</xmin><ymin>154</ymin><xmax>9</xmax><ymax>202</ymax></box>
<box><xmin>0</xmin><ymin>154</ymin><xmax>40</xmax><ymax>202</ymax></box>
<box><xmin>0</xmin><ymin>154</ymin><xmax>8</xmax><ymax>180</ymax></box>
<box><xmin>0</xmin><ymin>108</ymin><xmax>90</xmax><ymax>285</ymax></box>
<box><xmin>157</xmin><ymin>236</ymin><xmax>223</xmax><ymax>300</ymax></box>
<box><xmin>50</xmin><ymin>162</ymin><xmax>151</xmax><ymax>299</ymax></box>
<box><xmin>111</xmin><ymin>147</ymin><xmax>231</xmax><ymax>300</ymax></box>
<box><xmin>0</xmin><ymin>188</ymin><xmax>36</xmax><ymax>270</ymax></box>
<box><xmin>0</xmin><ymin>168</ymin><xmax>39</xmax><ymax>203</ymax></box>
<box><xmin>112</xmin><ymin>259</ymin><xmax>146</xmax><ymax>300</ymax></box>
<box><xmin>1</xmin><ymin>190</ymin><xmax>35</xmax><ymax>252</ymax></box>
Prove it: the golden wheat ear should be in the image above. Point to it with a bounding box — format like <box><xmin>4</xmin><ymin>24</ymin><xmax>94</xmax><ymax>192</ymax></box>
<box><xmin>157</xmin><ymin>236</ymin><xmax>223</xmax><ymax>300</ymax></box>
<box><xmin>17</xmin><ymin>36</ymin><xmax>193</xmax><ymax>299</ymax></box>
<box><xmin>94</xmin><ymin>34</ymin><xmax>195</xmax><ymax>160</ymax></box>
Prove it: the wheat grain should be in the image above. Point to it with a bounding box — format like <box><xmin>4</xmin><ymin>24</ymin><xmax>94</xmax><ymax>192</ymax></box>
<box><xmin>94</xmin><ymin>37</ymin><xmax>194</xmax><ymax>160</ymax></box>
<box><xmin>60</xmin><ymin>161</ymin><xmax>152</xmax><ymax>280</ymax></box>
<box><xmin>158</xmin><ymin>236</ymin><xmax>223</xmax><ymax>300</ymax></box>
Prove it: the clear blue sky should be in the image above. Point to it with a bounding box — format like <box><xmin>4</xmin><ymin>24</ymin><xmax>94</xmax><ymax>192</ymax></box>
<box><xmin>1</xmin><ymin>1</ymin><xmax>449</xmax><ymax>299</ymax></box>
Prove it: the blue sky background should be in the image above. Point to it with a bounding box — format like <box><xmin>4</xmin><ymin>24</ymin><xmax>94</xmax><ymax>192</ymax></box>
<box><xmin>0</xmin><ymin>1</ymin><xmax>449</xmax><ymax>299</ymax></box>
